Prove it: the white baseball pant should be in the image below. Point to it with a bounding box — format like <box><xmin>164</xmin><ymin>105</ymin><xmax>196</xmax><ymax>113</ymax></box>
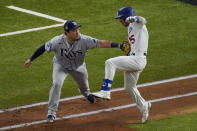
<box><xmin>105</xmin><ymin>55</ymin><xmax>148</xmax><ymax>112</ymax></box>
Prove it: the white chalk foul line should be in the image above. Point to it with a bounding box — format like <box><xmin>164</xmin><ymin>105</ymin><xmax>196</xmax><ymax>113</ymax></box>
<box><xmin>0</xmin><ymin>23</ymin><xmax>64</xmax><ymax>37</ymax></box>
<box><xmin>0</xmin><ymin>74</ymin><xmax>196</xmax><ymax>113</ymax></box>
<box><xmin>0</xmin><ymin>91</ymin><xmax>197</xmax><ymax>131</ymax></box>
<box><xmin>7</xmin><ymin>5</ymin><xmax>65</xmax><ymax>23</ymax></box>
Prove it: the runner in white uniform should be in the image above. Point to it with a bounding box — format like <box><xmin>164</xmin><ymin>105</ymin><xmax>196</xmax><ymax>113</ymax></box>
<box><xmin>92</xmin><ymin>6</ymin><xmax>151</xmax><ymax>123</ymax></box>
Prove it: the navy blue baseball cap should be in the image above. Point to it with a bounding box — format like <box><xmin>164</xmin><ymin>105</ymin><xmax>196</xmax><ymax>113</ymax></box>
<box><xmin>64</xmin><ymin>20</ymin><xmax>81</xmax><ymax>32</ymax></box>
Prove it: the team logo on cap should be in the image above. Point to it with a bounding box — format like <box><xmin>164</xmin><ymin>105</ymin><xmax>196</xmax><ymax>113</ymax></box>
<box><xmin>65</xmin><ymin>26</ymin><xmax>68</xmax><ymax>30</ymax></box>
<box><xmin>72</xmin><ymin>21</ymin><xmax>77</xmax><ymax>26</ymax></box>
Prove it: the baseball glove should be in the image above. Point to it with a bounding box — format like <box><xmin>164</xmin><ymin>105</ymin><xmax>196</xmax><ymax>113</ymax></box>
<box><xmin>120</xmin><ymin>41</ymin><xmax>131</xmax><ymax>56</ymax></box>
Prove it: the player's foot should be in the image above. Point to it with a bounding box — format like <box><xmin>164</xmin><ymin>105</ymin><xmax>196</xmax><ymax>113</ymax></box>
<box><xmin>87</xmin><ymin>94</ymin><xmax>96</xmax><ymax>103</ymax></box>
<box><xmin>142</xmin><ymin>102</ymin><xmax>151</xmax><ymax>123</ymax></box>
<box><xmin>92</xmin><ymin>90</ymin><xmax>111</xmax><ymax>100</ymax></box>
<box><xmin>46</xmin><ymin>115</ymin><xmax>55</xmax><ymax>123</ymax></box>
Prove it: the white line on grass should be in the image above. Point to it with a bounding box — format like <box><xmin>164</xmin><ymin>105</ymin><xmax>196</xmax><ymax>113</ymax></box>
<box><xmin>0</xmin><ymin>91</ymin><xmax>197</xmax><ymax>130</ymax></box>
<box><xmin>0</xmin><ymin>74</ymin><xmax>196</xmax><ymax>113</ymax></box>
<box><xmin>0</xmin><ymin>5</ymin><xmax>66</xmax><ymax>37</ymax></box>
<box><xmin>7</xmin><ymin>5</ymin><xmax>65</xmax><ymax>22</ymax></box>
<box><xmin>0</xmin><ymin>23</ymin><xmax>64</xmax><ymax>37</ymax></box>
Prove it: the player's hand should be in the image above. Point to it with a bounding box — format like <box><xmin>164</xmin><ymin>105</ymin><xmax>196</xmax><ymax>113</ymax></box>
<box><xmin>125</xmin><ymin>16</ymin><xmax>136</xmax><ymax>23</ymax></box>
<box><xmin>119</xmin><ymin>42</ymin><xmax>125</xmax><ymax>51</ymax></box>
<box><xmin>24</xmin><ymin>59</ymin><xmax>32</xmax><ymax>68</ymax></box>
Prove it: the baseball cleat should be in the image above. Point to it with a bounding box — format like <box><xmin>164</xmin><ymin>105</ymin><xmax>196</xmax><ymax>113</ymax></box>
<box><xmin>87</xmin><ymin>94</ymin><xmax>96</xmax><ymax>103</ymax></box>
<box><xmin>92</xmin><ymin>90</ymin><xmax>111</xmax><ymax>100</ymax></box>
<box><xmin>46</xmin><ymin>115</ymin><xmax>55</xmax><ymax>123</ymax></box>
<box><xmin>142</xmin><ymin>102</ymin><xmax>151</xmax><ymax>123</ymax></box>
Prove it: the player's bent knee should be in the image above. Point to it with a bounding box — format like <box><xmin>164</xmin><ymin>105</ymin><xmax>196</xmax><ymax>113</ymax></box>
<box><xmin>138</xmin><ymin>65</ymin><xmax>145</xmax><ymax>71</ymax></box>
<box><xmin>137</xmin><ymin>60</ymin><xmax>146</xmax><ymax>71</ymax></box>
<box><xmin>105</xmin><ymin>59</ymin><xmax>113</xmax><ymax>67</ymax></box>
<box><xmin>52</xmin><ymin>82</ymin><xmax>62</xmax><ymax>89</ymax></box>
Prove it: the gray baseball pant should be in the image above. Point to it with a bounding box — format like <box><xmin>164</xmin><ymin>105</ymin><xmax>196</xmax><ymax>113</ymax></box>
<box><xmin>48</xmin><ymin>62</ymin><xmax>90</xmax><ymax>116</ymax></box>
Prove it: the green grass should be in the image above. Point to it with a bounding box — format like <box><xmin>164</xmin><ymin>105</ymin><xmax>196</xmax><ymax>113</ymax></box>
<box><xmin>128</xmin><ymin>112</ymin><xmax>197</xmax><ymax>131</ymax></box>
<box><xmin>0</xmin><ymin>0</ymin><xmax>197</xmax><ymax>109</ymax></box>
<box><xmin>0</xmin><ymin>1</ymin><xmax>58</xmax><ymax>34</ymax></box>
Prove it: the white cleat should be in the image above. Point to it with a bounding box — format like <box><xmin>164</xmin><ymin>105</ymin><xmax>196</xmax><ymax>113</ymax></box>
<box><xmin>92</xmin><ymin>90</ymin><xmax>111</xmax><ymax>100</ymax></box>
<box><xmin>142</xmin><ymin>102</ymin><xmax>151</xmax><ymax>123</ymax></box>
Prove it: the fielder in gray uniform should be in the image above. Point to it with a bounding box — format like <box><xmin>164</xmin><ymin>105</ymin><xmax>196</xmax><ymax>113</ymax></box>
<box><xmin>24</xmin><ymin>20</ymin><xmax>120</xmax><ymax>122</ymax></box>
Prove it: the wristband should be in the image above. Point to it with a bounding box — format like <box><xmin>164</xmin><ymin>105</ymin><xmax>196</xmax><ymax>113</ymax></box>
<box><xmin>111</xmin><ymin>42</ymin><xmax>119</xmax><ymax>48</ymax></box>
<box><xmin>136</xmin><ymin>17</ymin><xmax>140</xmax><ymax>23</ymax></box>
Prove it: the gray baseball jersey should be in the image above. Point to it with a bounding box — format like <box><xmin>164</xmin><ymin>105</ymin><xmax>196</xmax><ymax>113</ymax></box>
<box><xmin>46</xmin><ymin>33</ymin><xmax>99</xmax><ymax>116</ymax></box>
<box><xmin>45</xmin><ymin>33</ymin><xmax>99</xmax><ymax>70</ymax></box>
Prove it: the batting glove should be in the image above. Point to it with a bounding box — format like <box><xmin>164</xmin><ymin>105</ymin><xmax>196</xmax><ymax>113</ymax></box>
<box><xmin>125</xmin><ymin>16</ymin><xmax>136</xmax><ymax>23</ymax></box>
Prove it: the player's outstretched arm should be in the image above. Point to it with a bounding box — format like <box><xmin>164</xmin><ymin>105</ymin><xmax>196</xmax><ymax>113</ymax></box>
<box><xmin>125</xmin><ymin>16</ymin><xmax>147</xmax><ymax>24</ymax></box>
<box><xmin>24</xmin><ymin>44</ymin><xmax>46</xmax><ymax>68</ymax></box>
<box><xmin>98</xmin><ymin>40</ymin><xmax>120</xmax><ymax>48</ymax></box>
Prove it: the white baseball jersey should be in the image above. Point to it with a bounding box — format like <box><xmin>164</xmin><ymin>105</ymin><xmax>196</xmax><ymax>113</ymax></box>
<box><xmin>128</xmin><ymin>17</ymin><xmax>148</xmax><ymax>56</ymax></box>
<box><xmin>103</xmin><ymin>16</ymin><xmax>149</xmax><ymax>113</ymax></box>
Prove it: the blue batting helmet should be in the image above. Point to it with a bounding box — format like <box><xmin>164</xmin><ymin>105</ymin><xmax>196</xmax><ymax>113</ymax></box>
<box><xmin>115</xmin><ymin>6</ymin><xmax>136</xmax><ymax>21</ymax></box>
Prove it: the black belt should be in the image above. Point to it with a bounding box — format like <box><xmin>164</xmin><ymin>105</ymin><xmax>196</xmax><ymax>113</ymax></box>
<box><xmin>131</xmin><ymin>53</ymin><xmax>147</xmax><ymax>56</ymax></box>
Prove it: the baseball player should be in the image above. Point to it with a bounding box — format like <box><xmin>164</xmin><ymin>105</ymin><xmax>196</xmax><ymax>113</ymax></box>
<box><xmin>92</xmin><ymin>6</ymin><xmax>151</xmax><ymax>123</ymax></box>
<box><xmin>24</xmin><ymin>20</ymin><xmax>120</xmax><ymax>122</ymax></box>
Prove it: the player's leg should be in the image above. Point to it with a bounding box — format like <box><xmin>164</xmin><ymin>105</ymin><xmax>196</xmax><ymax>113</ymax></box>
<box><xmin>124</xmin><ymin>71</ymin><xmax>151</xmax><ymax>123</ymax></box>
<box><xmin>47</xmin><ymin>62</ymin><xmax>67</xmax><ymax>122</ymax></box>
<box><xmin>93</xmin><ymin>56</ymin><xmax>142</xmax><ymax>100</ymax></box>
<box><xmin>124</xmin><ymin>71</ymin><xmax>146</xmax><ymax>111</ymax></box>
<box><xmin>92</xmin><ymin>58</ymin><xmax>116</xmax><ymax>100</ymax></box>
<box><xmin>69</xmin><ymin>63</ymin><xmax>95</xmax><ymax>103</ymax></box>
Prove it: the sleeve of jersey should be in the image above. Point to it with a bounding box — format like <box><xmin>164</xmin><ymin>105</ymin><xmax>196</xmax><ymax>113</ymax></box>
<box><xmin>82</xmin><ymin>35</ymin><xmax>99</xmax><ymax>49</ymax></box>
<box><xmin>45</xmin><ymin>36</ymin><xmax>59</xmax><ymax>53</ymax></box>
<box><xmin>30</xmin><ymin>44</ymin><xmax>45</xmax><ymax>61</ymax></box>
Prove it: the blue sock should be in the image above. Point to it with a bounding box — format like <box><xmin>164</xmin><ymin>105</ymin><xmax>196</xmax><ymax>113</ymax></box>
<box><xmin>101</xmin><ymin>79</ymin><xmax>112</xmax><ymax>91</ymax></box>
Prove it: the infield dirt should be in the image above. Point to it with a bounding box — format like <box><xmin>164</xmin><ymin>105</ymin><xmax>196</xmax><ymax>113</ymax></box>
<box><xmin>0</xmin><ymin>77</ymin><xmax>197</xmax><ymax>131</ymax></box>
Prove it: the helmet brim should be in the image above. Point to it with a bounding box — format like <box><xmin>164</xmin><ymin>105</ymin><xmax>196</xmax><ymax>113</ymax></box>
<box><xmin>115</xmin><ymin>15</ymin><xmax>122</xmax><ymax>19</ymax></box>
